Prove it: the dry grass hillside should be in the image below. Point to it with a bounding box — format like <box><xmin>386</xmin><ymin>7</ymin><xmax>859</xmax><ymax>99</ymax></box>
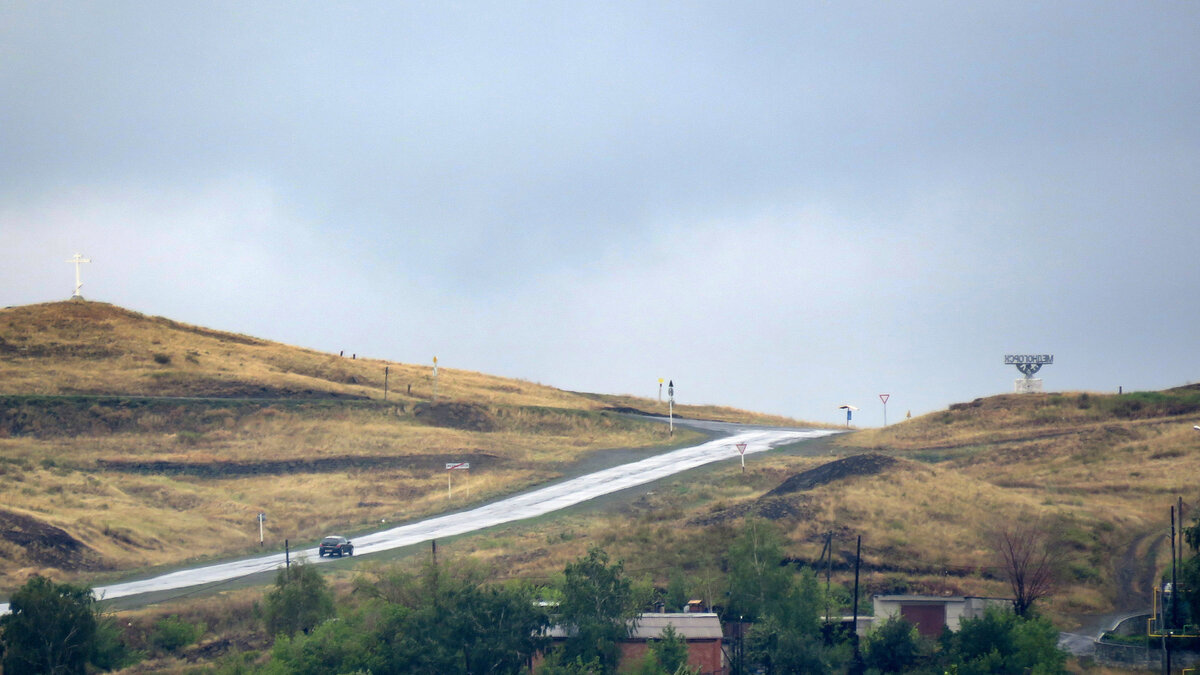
<box><xmin>830</xmin><ymin>389</ymin><xmax>1200</xmax><ymax>614</ymax></box>
<box><xmin>0</xmin><ymin>301</ymin><xmax>601</xmax><ymax>406</ymax></box>
<box><xmin>842</xmin><ymin>389</ymin><xmax>1200</xmax><ymax>529</ymax></box>
<box><xmin>0</xmin><ymin>300</ymin><xmax>818</xmax><ymax>593</ymax></box>
<box><xmin>426</xmin><ymin>387</ymin><xmax>1200</xmax><ymax>624</ymax></box>
<box><xmin>0</xmin><ymin>301</ymin><xmax>805</xmax><ymax>422</ymax></box>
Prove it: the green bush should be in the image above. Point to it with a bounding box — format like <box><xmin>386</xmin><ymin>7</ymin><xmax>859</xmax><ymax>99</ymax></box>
<box><xmin>0</xmin><ymin>575</ymin><xmax>134</xmax><ymax>674</ymax></box>
<box><xmin>149</xmin><ymin>614</ymin><xmax>206</xmax><ymax>654</ymax></box>
<box><xmin>263</xmin><ymin>562</ymin><xmax>335</xmax><ymax>637</ymax></box>
<box><xmin>864</xmin><ymin>616</ymin><xmax>926</xmax><ymax>673</ymax></box>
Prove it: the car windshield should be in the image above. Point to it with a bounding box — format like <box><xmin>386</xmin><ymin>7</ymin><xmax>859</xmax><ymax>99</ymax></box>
<box><xmin>321</xmin><ymin>537</ymin><xmax>342</xmax><ymax>545</ymax></box>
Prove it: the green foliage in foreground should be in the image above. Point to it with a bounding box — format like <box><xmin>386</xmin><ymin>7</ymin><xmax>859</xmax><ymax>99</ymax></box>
<box><xmin>1173</xmin><ymin>514</ymin><xmax>1200</xmax><ymax>631</ymax></box>
<box><xmin>941</xmin><ymin>606</ymin><xmax>1066</xmax><ymax>675</ymax></box>
<box><xmin>251</xmin><ymin>522</ymin><xmax>1066</xmax><ymax>675</ymax></box>
<box><xmin>557</xmin><ymin>547</ymin><xmax>639</xmax><ymax>673</ymax></box>
<box><xmin>149</xmin><ymin>614</ymin><xmax>207</xmax><ymax>654</ymax></box>
<box><xmin>0</xmin><ymin>575</ymin><xmax>132</xmax><ymax>674</ymax></box>
<box><xmin>0</xmin><ymin>520</ymin><xmax>1070</xmax><ymax>675</ymax></box>
<box><xmin>859</xmin><ymin>609</ymin><xmax>1066</xmax><ymax>675</ymax></box>
<box><xmin>863</xmin><ymin>616</ymin><xmax>926</xmax><ymax>673</ymax></box>
<box><xmin>264</xmin><ymin>559</ymin><xmax>550</xmax><ymax>674</ymax></box>
<box><xmin>263</xmin><ymin>561</ymin><xmax>335</xmax><ymax>637</ymax></box>
<box><xmin>622</xmin><ymin>624</ymin><xmax>698</xmax><ymax>675</ymax></box>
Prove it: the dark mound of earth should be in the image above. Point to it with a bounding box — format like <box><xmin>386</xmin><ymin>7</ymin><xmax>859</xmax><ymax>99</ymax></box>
<box><xmin>690</xmin><ymin>495</ymin><xmax>816</xmax><ymax>527</ymax></box>
<box><xmin>97</xmin><ymin>452</ymin><xmax>502</xmax><ymax>477</ymax></box>
<box><xmin>602</xmin><ymin>406</ymin><xmax>665</xmax><ymax>418</ymax></box>
<box><xmin>412</xmin><ymin>402</ymin><xmax>496</xmax><ymax>432</ymax></box>
<box><xmin>765</xmin><ymin>453</ymin><xmax>898</xmax><ymax>497</ymax></box>
<box><xmin>0</xmin><ymin>509</ymin><xmax>105</xmax><ymax>571</ymax></box>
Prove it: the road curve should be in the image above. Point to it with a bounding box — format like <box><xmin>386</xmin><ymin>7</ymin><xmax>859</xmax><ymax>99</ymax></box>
<box><xmin>1</xmin><ymin>421</ymin><xmax>837</xmax><ymax>612</ymax></box>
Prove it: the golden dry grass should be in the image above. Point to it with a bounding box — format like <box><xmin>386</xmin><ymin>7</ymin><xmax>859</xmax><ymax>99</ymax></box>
<box><xmin>581</xmin><ymin>391</ymin><xmax>833</xmax><ymax>428</ymax></box>
<box><xmin>432</xmin><ymin>450</ymin><xmax>1111</xmax><ymax>622</ymax></box>
<box><xmin>0</xmin><ymin>300</ymin><xmax>736</xmax><ymax>590</ymax></box>
<box><xmin>428</xmin><ymin>388</ymin><xmax>1200</xmax><ymax>624</ymax></box>
<box><xmin>0</xmin><ymin>401</ymin><xmax>704</xmax><ymax>589</ymax></box>
<box><xmin>7</xmin><ymin>299</ymin><xmax>1196</xmax><ymax>630</ymax></box>
<box><xmin>0</xmin><ymin>301</ymin><xmax>604</xmax><ymax>409</ymax></box>
<box><xmin>840</xmin><ymin>389</ymin><xmax>1200</xmax><ymax>553</ymax></box>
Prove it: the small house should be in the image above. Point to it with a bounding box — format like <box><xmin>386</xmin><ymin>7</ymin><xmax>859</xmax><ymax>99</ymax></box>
<box><xmin>872</xmin><ymin>595</ymin><xmax>1013</xmax><ymax>637</ymax></box>
<box><xmin>540</xmin><ymin>612</ymin><xmax>726</xmax><ymax>674</ymax></box>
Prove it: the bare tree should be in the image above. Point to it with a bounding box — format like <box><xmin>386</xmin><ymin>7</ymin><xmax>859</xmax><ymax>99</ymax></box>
<box><xmin>991</xmin><ymin>519</ymin><xmax>1065</xmax><ymax>616</ymax></box>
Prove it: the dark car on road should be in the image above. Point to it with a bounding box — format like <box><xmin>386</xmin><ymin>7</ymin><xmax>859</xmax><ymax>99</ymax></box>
<box><xmin>318</xmin><ymin>536</ymin><xmax>354</xmax><ymax>557</ymax></box>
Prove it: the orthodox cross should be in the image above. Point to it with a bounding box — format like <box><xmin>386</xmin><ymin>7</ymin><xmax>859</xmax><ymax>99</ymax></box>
<box><xmin>66</xmin><ymin>253</ymin><xmax>92</xmax><ymax>298</ymax></box>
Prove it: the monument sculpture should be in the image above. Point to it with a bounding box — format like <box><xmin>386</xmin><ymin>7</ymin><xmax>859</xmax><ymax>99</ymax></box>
<box><xmin>1004</xmin><ymin>354</ymin><xmax>1053</xmax><ymax>393</ymax></box>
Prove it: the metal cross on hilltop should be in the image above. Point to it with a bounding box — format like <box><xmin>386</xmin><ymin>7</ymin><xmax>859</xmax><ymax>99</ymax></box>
<box><xmin>66</xmin><ymin>253</ymin><xmax>92</xmax><ymax>299</ymax></box>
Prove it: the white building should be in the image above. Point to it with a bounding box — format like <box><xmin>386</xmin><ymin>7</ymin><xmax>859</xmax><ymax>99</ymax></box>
<box><xmin>872</xmin><ymin>595</ymin><xmax>1013</xmax><ymax>637</ymax></box>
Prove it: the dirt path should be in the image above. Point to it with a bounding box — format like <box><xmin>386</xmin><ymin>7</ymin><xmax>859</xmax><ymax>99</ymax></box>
<box><xmin>1115</xmin><ymin>532</ymin><xmax>1164</xmax><ymax>612</ymax></box>
<box><xmin>1061</xmin><ymin>529</ymin><xmax>1162</xmax><ymax>649</ymax></box>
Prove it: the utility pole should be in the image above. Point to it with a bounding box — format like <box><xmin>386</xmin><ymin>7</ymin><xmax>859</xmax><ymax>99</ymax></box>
<box><xmin>1171</xmin><ymin>505</ymin><xmax>1178</xmax><ymax>629</ymax></box>
<box><xmin>1179</xmin><ymin>496</ymin><xmax>1186</xmax><ymax>574</ymax></box>
<box><xmin>729</xmin><ymin>612</ymin><xmax>739</xmax><ymax>672</ymax></box>
<box><xmin>819</xmin><ymin>531</ymin><xmax>833</xmax><ymax>623</ymax></box>
<box><xmin>431</xmin><ymin>539</ymin><xmax>440</xmax><ymax>611</ymax></box>
<box><xmin>1162</xmin><ymin>504</ymin><xmax>1176</xmax><ymax>675</ymax></box>
<box><xmin>285</xmin><ymin>539</ymin><xmax>290</xmax><ymax>570</ymax></box>
<box><xmin>851</xmin><ymin>535</ymin><xmax>863</xmax><ymax>675</ymax></box>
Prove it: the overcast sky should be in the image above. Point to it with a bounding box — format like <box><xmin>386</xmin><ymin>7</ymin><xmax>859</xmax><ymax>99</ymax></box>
<box><xmin>2</xmin><ymin>2</ymin><xmax>1197</xmax><ymax>425</ymax></box>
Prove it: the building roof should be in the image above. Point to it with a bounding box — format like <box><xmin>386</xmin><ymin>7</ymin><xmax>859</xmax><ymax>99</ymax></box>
<box><xmin>630</xmin><ymin>613</ymin><xmax>723</xmax><ymax>640</ymax></box>
<box><xmin>873</xmin><ymin>595</ymin><xmax>1013</xmax><ymax>604</ymax></box>
<box><xmin>546</xmin><ymin>613</ymin><xmax>723</xmax><ymax>640</ymax></box>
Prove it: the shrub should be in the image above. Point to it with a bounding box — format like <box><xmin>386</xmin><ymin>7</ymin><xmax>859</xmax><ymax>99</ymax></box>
<box><xmin>864</xmin><ymin>617</ymin><xmax>928</xmax><ymax>673</ymax></box>
<box><xmin>263</xmin><ymin>562</ymin><xmax>334</xmax><ymax>636</ymax></box>
<box><xmin>176</xmin><ymin>430</ymin><xmax>204</xmax><ymax>445</ymax></box>
<box><xmin>149</xmin><ymin>614</ymin><xmax>206</xmax><ymax>654</ymax></box>
<box><xmin>0</xmin><ymin>575</ymin><xmax>134</xmax><ymax>674</ymax></box>
<box><xmin>153</xmin><ymin>353</ymin><xmax>171</xmax><ymax>365</ymax></box>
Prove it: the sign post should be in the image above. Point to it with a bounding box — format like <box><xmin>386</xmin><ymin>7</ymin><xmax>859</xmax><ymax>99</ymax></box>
<box><xmin>736</xmin><ymin>443</ymin><xmax>748</xmax><ymax>473</ymax></box>
<box><xmin>445</xmin><ymin>462</ymin><xmax>469</xmax><ymax>499</ymax></box>
<box><xmin>658</xmin><ymin>378</ymin><xmax>664</xmax><ymax>402</ymax></box>
<box><xmin>668</xmin><ymin>380</ymin><xmax>675</xmax><ymax>436</ymax></box>
<box><xmin>838</xmin><ymin>405</ymin><xmax>859</xmax><ymax>428</ymax></box>
<box><xmin>257</xmin><ymin>512</ymin><xmax>266</xmax><ymax>546</ymax></box>
<box><xmin>879</xmin><ymin>394</ymin><xmax>890</xmax><ymax>426</ymax></box>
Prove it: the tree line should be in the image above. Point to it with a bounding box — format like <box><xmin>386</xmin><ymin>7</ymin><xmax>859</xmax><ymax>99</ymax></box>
<box><xmin>0</xmin><ymin>518</ymin><xmax>1072</xmax><ymax>674</ymax></box>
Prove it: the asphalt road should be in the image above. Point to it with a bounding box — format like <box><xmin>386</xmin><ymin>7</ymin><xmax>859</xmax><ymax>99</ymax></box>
<box><xmin>0</xmin><ymin>419</ymin><xmax>837</xmax><ymax>613</ymax></box>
